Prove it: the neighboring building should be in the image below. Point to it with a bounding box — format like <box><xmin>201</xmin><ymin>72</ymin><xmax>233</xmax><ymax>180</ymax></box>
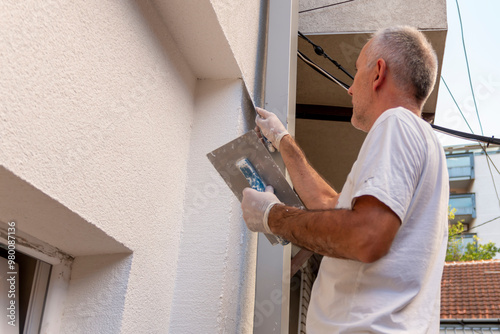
<box><xmin>445</xmin><ymin>144</ymin><xmax>500</xmax><ymax>258</ymax></box>
<box><xmin>440</xmin><ymin>260</ymin><xmax>500</xmax><ymax>333</ymax></box>
<box><xmin>0</xmin><ymin>0</ymin><xmax>447</xmax><ymax>333</ymax></box>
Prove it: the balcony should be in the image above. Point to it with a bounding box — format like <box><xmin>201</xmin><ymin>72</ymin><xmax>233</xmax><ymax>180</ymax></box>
<box><xmin>449</xmin><ymin>193</ymin><xmax>476</xmax><ymax>226</ymax></box>
<box><xmin>446</xmin><ymin>153</ymin><xmax>474</xmax><ymax>191</ymax></box>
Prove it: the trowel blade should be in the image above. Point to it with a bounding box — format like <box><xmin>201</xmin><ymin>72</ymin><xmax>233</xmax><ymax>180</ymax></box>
<box><xmin>207</xmin><ymin>130</ymin><xmax>303</xmax><ymax>208</ymax></box>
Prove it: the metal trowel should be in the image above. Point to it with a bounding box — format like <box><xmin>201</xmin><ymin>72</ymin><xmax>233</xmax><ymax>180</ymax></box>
<box><xmin>207</xmin><ymin>130</ymin><xmax>304</xmax><ymax>245</ymax></box>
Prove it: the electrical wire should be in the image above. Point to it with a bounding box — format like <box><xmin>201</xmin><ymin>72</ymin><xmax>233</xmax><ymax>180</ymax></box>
<box><xmin>431</xmin><ymin>125</ymin><xmax>500</xmax><ymax>146</ymax></box>
<box><xmin>443</xmin><ymin>74</ymin><xmax>500</xmax><ymax>213</ymax></box>
<box><xmin>441</xmin><ymin>76</ymin><xmax>500</xmax><ymax>173</ymax></box>
<box><xmin>441</xmin><ymin>76</ymin><xmax>474</xmax><ymax>133</ymax></box>
<box><xmin>296</xmin><ymin>31</ymin><xmax>500</xmax><ymax>146</ymax></box>
<box><xmin>298</xmin><ymin>31</ymin><xmax>354</xmax><ymax>80</ymax></box>
<box><xmin>441</xmin><ymin>76</ymin><xmax>500</xmax><ymax>175</ymax></box>
<box><xmin>467</xmin><ymin>215</ymin><xmax>500</xmax><ymax>233</ymax></box>
<box><xmin>455</xmin><ymin>0</ymin><xmax>484</xmax><ymax>135</ymax></box>
<box><xmin>485</xmin><ymin>155</ymin><xmax>500</xmax><ymax>208</ymax></box>
<box><xmin>297</xmin><ymin>50</ymin><xmax>350</xmax><ymax>91</ymax></box>
<box><xmin>299</xmin><ymin>0</ymin><xmax>355</xmax><ymax>14</ymax></box>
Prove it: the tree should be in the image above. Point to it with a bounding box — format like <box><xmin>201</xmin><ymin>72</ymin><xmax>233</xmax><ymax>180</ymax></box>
<box><xmin>446</xmin><ymin>208</ymin><xmax>500</xmax><ymax>262</ymax></box>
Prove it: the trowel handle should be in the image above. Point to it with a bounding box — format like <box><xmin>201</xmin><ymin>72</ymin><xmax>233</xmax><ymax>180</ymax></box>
<box><xmin>236</xmin><ymin>158</ymin><xmax>289</xmax><ymax>246</ymax></box>
<box><xmin>237</xmin><ymin>158</ymin><xmax>266</xmax><ymax>192</ymax></box>
<box><xmin>262</xmin><ymin>136</ymin><xmax>276</xmax><ymax>153</ymax></box>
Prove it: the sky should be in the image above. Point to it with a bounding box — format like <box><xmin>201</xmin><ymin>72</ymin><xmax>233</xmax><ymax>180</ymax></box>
<box><xmin>434</xmin><ymin>0</ymin><xmax>500</xmax><ymax>147</ymax></box>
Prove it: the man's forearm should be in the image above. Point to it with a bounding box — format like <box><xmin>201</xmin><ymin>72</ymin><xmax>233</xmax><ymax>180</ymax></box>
<box><xmin>279</xmin><ymin>135</ymin><xmax>339</xmax><ymax>210</ymax></box>
<box><xmin>267</xmin><ymin>195</ymin><xmax>401</xmax><ymax>263</ymax></box>
<box><xmin>268</xmin><ymin>204</ymin><xmax>357</xmax><ymax>260</ymax></box>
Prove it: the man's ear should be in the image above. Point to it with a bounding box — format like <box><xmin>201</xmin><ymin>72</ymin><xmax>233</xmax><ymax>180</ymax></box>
<box><xmin>372</xmin><ymin>58</ymin><xmax>387</xmax><ymax>91</ymax></box>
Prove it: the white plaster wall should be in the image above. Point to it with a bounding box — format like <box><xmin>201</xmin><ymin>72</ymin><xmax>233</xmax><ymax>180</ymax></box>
<box><xmin>59</xmin><ymin>254</ymin><xmax>132</xmax><ymax>333</ymax></box>
<box><xmin>150</xmin><ymin>0</ymin><xmax>267</xmax><ymax>103</ymax></box>
<box><xmin>149</xmin><ymin>0</ymin><xmax>241</xmax><ymax>80</ymax></box>
<box><xmin>1</xmin><ymin>0</ymin><xmax>267</xmax><ymax>332</ymax></box>
<box><xmin>169</xmin><ymin>79</ymin><xmax>257</xmax><ymax>334</ymax></box>
<box><xmin>210</xmin><ymin>0</ymin><xmax>268</xmax><ymax>104</ymax></box>
<box><xmin>1</xmin><ymin>0</ymin><xmax>196</xmax><ymax>332</ymax></box>
<box><xmin>470</xmin><ymin>153</ymin><xmax>500</xmax><ymax>257</ymax></box>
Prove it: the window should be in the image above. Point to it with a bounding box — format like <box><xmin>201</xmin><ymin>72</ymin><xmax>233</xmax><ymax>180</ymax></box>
<box><xmin>446</xmin><ymin>153</ymin><xmax>474</xmax><ymax>180</ymax></box>
<box><xmin>449</xmin><ymin>193</ymin><xmax>476</xmax><ymax>225</ymax></box>
<box><xmin>0</xmin><ymin>245</ymin><xmax>51</xmax><ymax>334</ymax></box>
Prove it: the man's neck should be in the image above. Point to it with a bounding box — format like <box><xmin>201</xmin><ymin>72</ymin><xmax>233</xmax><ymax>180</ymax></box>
<box><xmin>366</xmin><ymin>96</ymin><xmax>422</xmax><ymax>131</ymax></box>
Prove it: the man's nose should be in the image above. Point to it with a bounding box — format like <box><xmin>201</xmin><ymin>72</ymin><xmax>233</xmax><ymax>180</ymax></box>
<box><xmin>348</xmin><ymin>86</ymin><xmax>353</xmax><ymax>96</ymax></box>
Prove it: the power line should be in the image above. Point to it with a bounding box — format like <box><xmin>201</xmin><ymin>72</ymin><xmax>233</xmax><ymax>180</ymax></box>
<box><xmin>468</xmin><ymin>215</ymin><xmax>500</xmax><ymax>233</ymax></box>
<box><xmin>297</xmin><ymin>50</ymin><xmax>350</xmax><ymax>91</ymax></box>
<box><xmin>431</xmin><ymin>125</ymin><xmax>500</xmax><ymax>146</ymax></box>
<box><xmin>298</xmin><ymin>32</ymin><xmax>354</xmax><ymax>80</ymax></box>
<box><xmin>299</xmin><ymin>0</ymin><xmax>355</xmax><ymax>14</ymax></box>
<box><xmin>442</xmin><ymin>82</ymin><xmax>500</xmax><ymax>207</ymax></box>
<box><xmin>295</xmin><ymin>30</ymin><xmax>500</xmax><ymax>146</ymax></box>
<box><xmin>485</xmin><ymin>154</ymin><xmax>500</xmax><ymax>208</ymax></box>
<box><xmin>455</xmin><ymin>0</ymin><xmax>484</xmax><ymax>135</ymax></box>
<box><xmin>441</xmin><ymin>76</ymin><xmax>474</xmax><ymax>134</ymax></box>
<box><xmin>450</xmin><ymin>215</ymin><xmax>500</xmax><ymax>238</ymax></box>
<box><xmin>440</xmin><ymin>76</ymin><xmax>500</xmax><ymax>178</ymax></box>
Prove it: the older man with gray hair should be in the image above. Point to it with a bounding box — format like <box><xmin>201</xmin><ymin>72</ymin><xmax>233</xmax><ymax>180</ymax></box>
<box><xmin>242</xmin><ymin>26</ymin><xmax>449</xmax><ymax>333</ymax></box>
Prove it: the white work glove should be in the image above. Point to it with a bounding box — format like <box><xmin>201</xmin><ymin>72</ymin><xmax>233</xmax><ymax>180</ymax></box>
<box><xmin>241</xmin><ymin>185</ymin><xmax>283</xmax><ymax>234</ymax></box>
<box><xmin>255</xmin><ymin>107</ymin><xmax>289</xmax><ymax>151</ymax></box>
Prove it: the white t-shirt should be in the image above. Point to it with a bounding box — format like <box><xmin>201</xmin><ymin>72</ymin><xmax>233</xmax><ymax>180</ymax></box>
<box><xmin>306</xmin><ymin>107</ymin><xmax>449</xmax><ymax>333</ymax></box>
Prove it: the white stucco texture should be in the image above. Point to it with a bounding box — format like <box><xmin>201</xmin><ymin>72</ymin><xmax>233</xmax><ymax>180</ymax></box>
<box><xmin>1</xmin><ymin>0</ymin><xmax>196</xmax><ymax>332</ymax></box>
<box><xmin>59</xmin><ymin>254</ymin><xmax>132</xmax><ymax>333</ymax></box>
<box><xmin>1</xmin><ymin>0</ymin><xmax>266</xmax><ymax>332</ymax></box>
<box><xmin>150</xmin><ymin>0</ymin><xmax>241</xmax><ymax>80</ymax></box>
<box><xmin>152</xmin><ymin>0</ymin><xmax>266</xmax><ymax>104</ymax></box>
<box><xmin>169</xmin><ymin>79</ymin><xmax>257</xmax><ymax>334</ymax></box>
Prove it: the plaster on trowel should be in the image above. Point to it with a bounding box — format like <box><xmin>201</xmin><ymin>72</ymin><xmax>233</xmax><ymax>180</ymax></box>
<box><xmin>207</xmin><ymin>130</ymin><xmax>304</xmax><ymax>245</ymax></box>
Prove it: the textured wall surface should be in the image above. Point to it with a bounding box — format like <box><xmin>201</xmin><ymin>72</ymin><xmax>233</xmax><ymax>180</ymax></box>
<box><xmin>1</xmin><ymin>0</ymin><xmax>264</xmax><ymax>333</ymax></box>
<box><xmin>169</xmin><ymin>79</ymin><xmax>257</xmax><ymax>334</ymax></box>
<box><xmin>1</xmin><ymin>0</ymin><xmax>196</xmax><ymax>332</ymax></box>
<box><xmin>210</xmin><ymin>0</ymin><xmax>268</xmax><ymax>104</ymax></box>
<box><xmin>59</xmin><ymin>254</ymin><xmax>133</xmax><ymax>333</ymax></box>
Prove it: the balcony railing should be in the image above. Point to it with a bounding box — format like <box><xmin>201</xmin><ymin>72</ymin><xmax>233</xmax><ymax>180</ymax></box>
<box><xmin>448</xmin><ymin>166</ymin><xmax>473</xmax><ymax>179</ymax></box>
<box><xmin>449</xmin><ymin>193</ymin><xmax>476</xmax><ymax>225</ymax></box>
<box><xmin>446</xmin><ymin>153</ymin><xmax>474</xmax><ymax>191</ymax></box>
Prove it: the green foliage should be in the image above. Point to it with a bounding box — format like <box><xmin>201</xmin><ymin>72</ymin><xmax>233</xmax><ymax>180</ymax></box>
<box><xmin>461</xmin><ymin>236</ymin><xmax>500</xmax><ymax>261</ymax></box>
<box><xmin>446</xmin><ymin>207</ymin><xmax>500</xmax><ymax>262</ymax></box>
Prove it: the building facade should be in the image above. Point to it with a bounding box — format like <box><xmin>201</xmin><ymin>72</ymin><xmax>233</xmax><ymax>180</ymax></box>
<box><xmin>446</xmin><ymin>144</ymin><xmax>500</xmax><ymax>258</ymax></box>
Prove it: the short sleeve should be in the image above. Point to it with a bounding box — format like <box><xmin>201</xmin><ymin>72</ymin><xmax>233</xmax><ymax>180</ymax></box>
<box><xmin>350</xmin><ymin>113</ymin><xmax>425</xmax><ymax>223</ymax></box>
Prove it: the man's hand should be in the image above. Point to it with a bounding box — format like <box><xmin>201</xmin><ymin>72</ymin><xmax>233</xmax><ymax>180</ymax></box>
<box><xmin>241</xmin><ymin>185</ymin><xmax>283</xmax><ymax>234</ymax></box>
<box><xmin>255</xmin><ymin>107</ymin><xmax>289</xmax><ymax>151</ymax></box>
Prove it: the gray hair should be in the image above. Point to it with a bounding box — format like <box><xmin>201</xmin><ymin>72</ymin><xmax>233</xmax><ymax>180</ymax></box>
<box><xmin>366</xmin><ymin>26</ymin><xmax>438</xmax><ymax>104</ymax></box>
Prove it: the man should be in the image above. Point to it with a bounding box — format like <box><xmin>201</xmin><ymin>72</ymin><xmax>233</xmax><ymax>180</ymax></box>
<box><xmin>241</xmin><ymin>26</ymin><xmax>449</xmax><ymax>333</ymax></box>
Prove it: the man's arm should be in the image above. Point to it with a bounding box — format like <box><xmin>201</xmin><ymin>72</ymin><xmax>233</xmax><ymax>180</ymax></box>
<box><xmin>255</xmin><ymin>108</ymin><xmax>338</xmax><ymax>209</ymax></box>
<box><xmin>278</xmin><ymin>135</ymin><xmax>339</xmax><ymax>209</ymax></box>
<box><xmin>268</xmin><ymin>195</ymin><xmax>401</xmax><ymax>263</ymax></box>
